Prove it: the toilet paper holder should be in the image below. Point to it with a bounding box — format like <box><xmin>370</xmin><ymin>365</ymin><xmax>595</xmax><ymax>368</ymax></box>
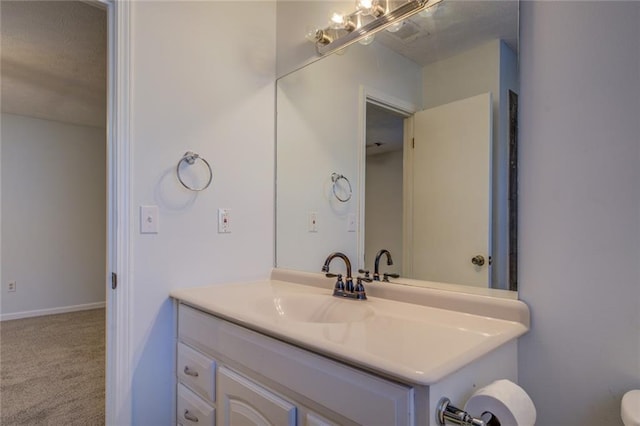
<box><xmin>436</xmin><ymin>397</ymin><xmax>496</xmax><ymax>426</ymax></box>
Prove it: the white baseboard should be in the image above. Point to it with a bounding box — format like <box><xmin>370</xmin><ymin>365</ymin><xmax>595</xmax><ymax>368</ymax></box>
<box><xmin>0</xmin><ymin>301</ymin><xmax>106</xmax><ymax>321</ymax></box>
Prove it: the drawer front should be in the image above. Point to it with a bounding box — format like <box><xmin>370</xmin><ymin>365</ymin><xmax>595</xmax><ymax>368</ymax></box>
<box><xmin>177</xmin><ymin>383</ymin><xmax>215</xmax><ymax>426</ymax></box>
<box><xmin>178</xmin><ymin>342</ymin><xmax>216</xmax><ymax>402</ymax></box>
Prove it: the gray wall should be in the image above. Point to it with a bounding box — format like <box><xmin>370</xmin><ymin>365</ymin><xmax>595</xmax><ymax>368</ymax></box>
<box><xmin>519</xmin><ymin>2</ymin><xmax>640</xmax><ymax>424</ymax></box>
<box><xmin>1</xmin><ymin>114</ymin><xmax>106</xmax><ymax>317</ymax></box>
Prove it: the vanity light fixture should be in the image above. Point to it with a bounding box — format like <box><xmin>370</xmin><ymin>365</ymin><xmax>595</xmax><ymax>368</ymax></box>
<box><xmin>418</xmin><ymin>2</ymin><xmax>441</xmax><ymax>18</ymax></box>
<box><xmin>355</xmin><ymin>14</ymin><xmax>375</xmax><ymax>46</ymax></box>
<box><xmin>306</xmin><ymin>0</ymin><xmax>444</xmax><ymax>56</ymax></box>
<box><xmin>356</xmin><ymin>0</ymin><xmax>385</xmax><ymax>17</ymax></box>
<box><xmin>386</xmin><ymin>21</ymin><xmax>404</xmax><ymax>33</ymax></box>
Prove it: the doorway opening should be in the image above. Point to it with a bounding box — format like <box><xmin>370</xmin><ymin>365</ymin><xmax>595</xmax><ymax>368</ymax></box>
<box><xmin>364</xmin><ymin>102</ymin><xmax>408</xmax><ymax>275</ymax></box>
<box><xmin>1</xmin><ymin>1</ymin><xmax>110</xmax><ymax>422</ymax></box>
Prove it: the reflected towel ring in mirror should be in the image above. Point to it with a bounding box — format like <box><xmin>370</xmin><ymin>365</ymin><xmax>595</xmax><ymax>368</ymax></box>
<box><xmin>331</xmin><ymin>172</ymin><xmax>352</xmax><ymax>202</ymax></box>
<box><xmin>176</xmin><ymin>151</ymin><xmax>213</xmax><ymax>191</ymax></box>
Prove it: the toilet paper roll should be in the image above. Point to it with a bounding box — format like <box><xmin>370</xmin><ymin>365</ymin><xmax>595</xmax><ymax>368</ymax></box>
<box><xmin>464</xmin><ymin>379</ymin><xmax>536</xmax><ymax>426</ymax></box>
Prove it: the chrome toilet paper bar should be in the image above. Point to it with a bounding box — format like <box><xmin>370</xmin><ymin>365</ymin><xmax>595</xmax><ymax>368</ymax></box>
<box><xmin>436</xmin><ymin>397</ymin><xmax>496</xmax><ymax>426</ymax></box>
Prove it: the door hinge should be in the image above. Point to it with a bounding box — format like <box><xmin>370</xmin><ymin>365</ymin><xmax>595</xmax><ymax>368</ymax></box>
<box><xmin>412</xmin><ymin>138</ymin><xmax>415</xmax><ymax>148</ymax></box>
<box><xmin>111</xmin><ymin>272</ymin><xmax>117</xmax><ymax>290</ymax></box>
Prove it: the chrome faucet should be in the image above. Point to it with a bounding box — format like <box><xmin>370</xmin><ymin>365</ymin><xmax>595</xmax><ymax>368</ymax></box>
<box><xmin>322</xmin><ymin>252</ymin><xmax>368</xmax><ymax>300</ymax></box>
<box><xmin>374</xmin><ymin>249</ymin><xmax>399</xmax><ymax>282</ymax></box>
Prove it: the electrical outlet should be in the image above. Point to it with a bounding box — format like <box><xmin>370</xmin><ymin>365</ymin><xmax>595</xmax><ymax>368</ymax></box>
<box><xmin>347</xmin><ymin>213</ymin><xmax>357</xmax><ymax>232</ymax></box>
<box><xmin>218</xmin><ymin>208</ymin><xmax>231</xmax><ymax>233</ymax></box>
<box><xmin>308</xmin><ymin>212</ymin><xmax>318</xmax><ymax>232</ymax></box>
<box><xmin>8</xmin><ymin>281</ymin><xmax>16</xmax><ymax>292</ymax></box>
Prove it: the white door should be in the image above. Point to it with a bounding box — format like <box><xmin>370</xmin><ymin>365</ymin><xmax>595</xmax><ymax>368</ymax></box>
<box><xmin>409</xmin><ymin>93</ymin><xmax>492</xmax><ymax>287</ymax></box>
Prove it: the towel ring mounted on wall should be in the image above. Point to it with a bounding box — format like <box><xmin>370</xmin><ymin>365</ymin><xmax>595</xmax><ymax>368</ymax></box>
<box><xmin>331</xmin><ymin>172</ymin><xmax>352</xmax><ymax>202</ymax></box>
<box><xmin>176</xmin><ymin>151</ymin><xmax>213</xmax><ymax>192</ymax></box>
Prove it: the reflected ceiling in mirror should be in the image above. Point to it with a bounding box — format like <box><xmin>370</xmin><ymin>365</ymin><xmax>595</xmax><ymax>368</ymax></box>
<box><xmin>275</xmin><ymin>0</ymin><xmax>519</xmax><ymax>295</ymax></box>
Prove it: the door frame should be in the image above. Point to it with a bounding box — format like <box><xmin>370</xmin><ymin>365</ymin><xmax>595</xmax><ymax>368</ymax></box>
<box><xmin>357</xmin><ymin>86</ymin><xmax>416</xmax><ymax>271</ymax></box>
<box><xmin>93</xmin><ymin>0</ymin><xmax>132</xmax><ymax>424</ymax></box>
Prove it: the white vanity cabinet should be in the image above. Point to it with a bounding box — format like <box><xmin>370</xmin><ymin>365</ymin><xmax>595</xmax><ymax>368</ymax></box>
<box><xmin>172</xmin><ymin>275</ymin><xmax>528</xmax><ymax>426</ymax></box>
<box><xmin>176</xmin><ymin>304</ymin><xmax>417</xmax><ymax>426</ymax></box>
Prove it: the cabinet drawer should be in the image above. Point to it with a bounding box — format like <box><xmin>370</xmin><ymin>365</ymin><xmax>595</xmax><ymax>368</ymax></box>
<box><xmin>178</xmin><ymin>342</ymin><xmax>216</xmax><ymax>402</ymax></box>
<box><xmin>177</xmin><ymin>383</ymin><xmax>215</xmax><ymax>426</ymax></box>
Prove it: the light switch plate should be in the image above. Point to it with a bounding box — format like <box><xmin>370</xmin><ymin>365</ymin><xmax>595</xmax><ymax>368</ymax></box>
<box><xmin>347</xmin><ymin>213</ymin><xmax>356</xmax><ymax>232</ymax></box>
<box><xmin>140</xmin><ymin>205</ymin><xmax>159</xmax><ymax>234</ymax></box>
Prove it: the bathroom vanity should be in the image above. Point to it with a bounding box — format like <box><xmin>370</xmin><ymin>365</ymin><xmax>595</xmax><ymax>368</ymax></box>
<box><xmin>170</xmin><ymin>269</ymin><xmax>529</xmax><ymax>426</ymax></box>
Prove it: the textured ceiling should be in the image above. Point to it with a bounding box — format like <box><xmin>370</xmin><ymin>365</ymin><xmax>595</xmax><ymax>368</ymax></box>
<box><xmin>376</xmin><ymin>0</ymin><xmax>518</xmax><ymax>66</ymax></box>
<box><xmin>366</xmin><ymin>103</ymin><xmax>405</xmax><ymax>156</ymax></box>
<box><xmin>1</xmin><ymin>1</ymin><xmax>107</xmax><ymax>128</ymax></box>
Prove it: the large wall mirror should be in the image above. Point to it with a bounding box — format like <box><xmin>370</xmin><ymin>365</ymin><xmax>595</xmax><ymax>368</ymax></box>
<box><xmin>276</xmin><ymin>0</ymin><xmax>519</xmax><ymax>293</ymax></box>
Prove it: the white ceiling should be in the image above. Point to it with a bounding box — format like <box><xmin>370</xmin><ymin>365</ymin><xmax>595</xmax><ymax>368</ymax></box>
<box><xmin>376</xmin><ymin>0</ymin><xmax>518</xmax><ymax>66</ymax></box>
<box><xmin>1</xmin><ymin>1</ymin><xmax>107</xmax><ymax>128</ymax></box>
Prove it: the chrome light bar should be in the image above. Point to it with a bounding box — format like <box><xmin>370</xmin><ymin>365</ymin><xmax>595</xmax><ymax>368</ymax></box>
<box><xmin>316</xmin><ymin>0</ymin><xmax>443</xmax><ymax>56</ymax></box>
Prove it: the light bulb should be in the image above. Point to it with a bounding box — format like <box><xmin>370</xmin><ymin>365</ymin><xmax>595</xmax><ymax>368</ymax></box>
<box><xmin>328</xmin><ymin>11</ymin><xmax>346</xmax><ymax>29</ymax></box>
<box><xmin>419</xmin><ymin>3</ymin><xmax>439</xmax><ymax>18</ymax></box>
<box><xmin>305</xmin><ymin>26</ymin><xmax>320</xmax><ymax>42</ymax></box>
<box><xmin>386</xmin><ymin>21</ymin><xmax>403</xmax><ymax>33</ymax></box>
<box><xmin>305</xmin><ymin>26</ymin><xmax>331</xmax><ymax>45</ymax></box>
<box><xmin>356</xmin><ymin>0</ymin><xmax>374</xmax><ymax>14</ymax></box>
<box><xmin>359</xmin><ymin>34</ymin><xmax>375</xmax><ymax>46</ymax></box>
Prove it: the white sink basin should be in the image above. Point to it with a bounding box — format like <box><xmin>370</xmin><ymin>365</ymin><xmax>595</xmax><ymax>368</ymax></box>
<box><xmin>256</xmin><ymin>293</ymin><xmax>374</xmax><ymax>323</ymax></box>
<box><xmin>170</xmin><ymin>274</ymin><xmax>530</xmax><ymax>385</ymax></box>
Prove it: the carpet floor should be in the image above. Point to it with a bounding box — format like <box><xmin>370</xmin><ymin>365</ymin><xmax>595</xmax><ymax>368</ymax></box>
<box><xmin>0</xmin><ymin>308</ymin><xmax>105</xmax><ymax>425</ymax></box>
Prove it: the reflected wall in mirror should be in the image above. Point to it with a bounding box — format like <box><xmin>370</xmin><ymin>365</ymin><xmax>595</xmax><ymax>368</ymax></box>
<box><xmin>276</xmin><ymin>0</ymin><xmax>519</xmax><ymax>292</ymax></box>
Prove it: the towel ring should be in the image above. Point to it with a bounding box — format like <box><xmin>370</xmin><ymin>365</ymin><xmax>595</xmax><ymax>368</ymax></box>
<box><xmin>331</xmin><ymin>173</ymin><xmax>352</xmax><ymax>202</ymax></box>
<box><xmin>176</xmin><ymin>151</ymin><xmax>213</xmax><ymax>192</ymax></box>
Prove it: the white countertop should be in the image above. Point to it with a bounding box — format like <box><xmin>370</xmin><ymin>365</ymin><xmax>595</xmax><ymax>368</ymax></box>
<box><xmin>170</xmin><ymin>270</ymin><xmax>529</xmax><ymax>386</ymax></box>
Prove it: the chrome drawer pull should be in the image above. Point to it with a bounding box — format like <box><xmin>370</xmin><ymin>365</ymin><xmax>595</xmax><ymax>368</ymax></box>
<box><xmin>184</xmin><ymin>366</ymin><xmax>199</xmax><ymax>377</ymax></box>
<box><xmin>184</xmin><ymin>409</ymin><xmax>199</xmax><ymax>422</ymax></box>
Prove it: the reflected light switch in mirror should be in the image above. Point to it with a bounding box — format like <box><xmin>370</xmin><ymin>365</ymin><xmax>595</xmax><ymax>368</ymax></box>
<box><xmin>308</xmin><ymin>212</ymin><xmax>318</xmax><ymax>232</ymax></box>
<box><xmin>140</xmin><ymin>205</ymin><xmax>159</xmax><ymax>234</ymax></box>
<box><xmin>347</xmin><ymin>213</ymin><xmax>356</xmax><ymax>232</ymax></box>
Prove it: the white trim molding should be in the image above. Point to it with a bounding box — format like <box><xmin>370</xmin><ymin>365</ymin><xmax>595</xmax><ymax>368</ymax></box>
<box><xmin>104</xmin><ymin>0</ymin><xmax>132</xmax><ymax>425</ymax></box>
<box><xmin>0</xmin><ymin>302</ymin><xmax>106</xmax><ymax>321</ymax></box>
<box><xmin>357</xmin><ymin>86</ymin><xmax>417</xmax><ymax>272</ymax></box>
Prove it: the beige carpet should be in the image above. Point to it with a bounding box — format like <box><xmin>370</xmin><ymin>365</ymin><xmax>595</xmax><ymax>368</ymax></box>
<box><xmin>0</xmin><ymin>308</ymin><xmax>105</xmax><ymax>425</ymax></box>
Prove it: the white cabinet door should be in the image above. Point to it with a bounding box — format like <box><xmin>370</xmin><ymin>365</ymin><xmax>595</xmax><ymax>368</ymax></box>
<box><xmin>218</xmin><ymin>366</ymin><xmax>297</xmax><ymax>426</ymax></box>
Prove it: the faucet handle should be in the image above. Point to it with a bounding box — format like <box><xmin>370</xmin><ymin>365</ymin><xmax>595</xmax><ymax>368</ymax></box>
<box><xmin>325</xmin><ymin>272</ymin><xmax>341</xmax><ymax>279</ymax></box>
<box><xmin>329</xmin><ymin>274</ymin><xmax>345</xmax><ymax>296</ymax></box>
<box><xmin>358</xmin><ymin>269</ymin><xmax>370</xmax><ymax>278</ymax></box>
<box><xmin>354</xmin><ymin>277</ymin><xmax>368</xmax><ymax>300</ymax></box>
<box><xmin>357</xmin><ymin>275</ymin><xmax>373</xmax><ymax>283</ymax></box>
<box><xmin>382</xmin><ymin>273</ymin><xmax>400</xmax><ymax>282</ymax></box>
